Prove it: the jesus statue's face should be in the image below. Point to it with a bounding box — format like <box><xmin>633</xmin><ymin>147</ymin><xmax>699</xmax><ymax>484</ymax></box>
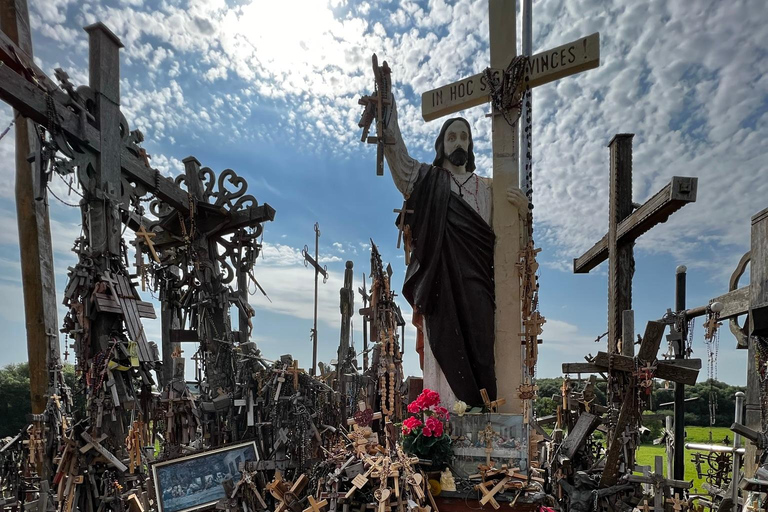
<box><xmin>444</xmin><ymin>120</ymin><xmax>470</xmax><ymax>168</ymax></box>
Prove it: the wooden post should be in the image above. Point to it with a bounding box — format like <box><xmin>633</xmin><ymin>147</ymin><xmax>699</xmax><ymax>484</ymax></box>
<box><xmin>490</xmin><ymin>0</ymin><xmax>522</xmax><ymax>414</ymax></box>
<box><xmin>673</xmin><ymin>265</ymin><xmax>687</xmax><ymax>487</ymax></box>
<box><xmin>608</xmin><ymin>134</ymin><xmax>634</xmax><ymax>353</ymax></box>
<box><xmin>1</xmin><ymin>0</ymin><xmax>61</xmax><ymax>415</ymax></box>
<box><xmin>745</xmin><ymin>207</ymin><xmax>768</xmax><ymax>477</ymax></box>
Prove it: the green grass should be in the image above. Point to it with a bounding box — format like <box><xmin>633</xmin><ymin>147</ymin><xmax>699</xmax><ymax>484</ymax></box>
<box><xmin>635</xmin><ymin>426</ymin><xmax>733</xmax><ymax>494</ymax></box>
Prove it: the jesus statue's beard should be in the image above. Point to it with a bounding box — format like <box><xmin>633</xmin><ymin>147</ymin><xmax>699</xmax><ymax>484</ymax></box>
<box><xmin>446</xmin><ymin>147</ymin><xmax>468</xmax><ymax>167</ymax></box>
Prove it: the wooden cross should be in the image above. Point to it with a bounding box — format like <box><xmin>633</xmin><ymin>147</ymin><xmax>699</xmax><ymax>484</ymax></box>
<box><xmin>135</xmin><ymin>225</ymin><xmax>160</xmax><ymax>263</ymax></box>
<box><xmin>480</xmin><ymin>388</ymin><xmax>506</xmax><ymax>413</ymax></box>
<box><xmin>286</xmin><ymin>359</ymin><xmax>304</xmax><ymax>389</ymax></box>
<box><xmin>475</xmin><ymin>481</ymin><xmax>501</xmax><ymax>510</ymax></box>
<box><xmin>357</xmin><ymin>54</ymin><xmax>393</xmax><ymax>176</ymax></box>
<box><xmin>393</xmin><ymin>200</ymin><xmax>414</xmax><ymax>250</ymax></box>
<box><xmin>347</xmin><ymin>401</ymin><xmax>383</xmax><ymax>429</ymax></box>
<box><xmin>574</xmin><ymin>135</ymin><xmax>698</xmax><ymax>353</ymax></box>
<box><xmin>479</xmin><ymin>421</ymin><xmax>498</xmax><ymax>467</ymax></box>
<box><xmin>303</xmin><ymin>496</ymin><xmax>329</xmax><ymax>512</ymax></box>
<box><xmin>419</xmin><ymin>3</ymin><xmax>601</xmax><ymax>414</ymax></box>
<box><xmin>80</xmin><ymin>431</ymin><xmax>128</xmax><ymax>472</ymax></box>
<box><xmin>666</xmin><ymin>494</ymin><xmax>689</xmax><ymax>512</ymax></box>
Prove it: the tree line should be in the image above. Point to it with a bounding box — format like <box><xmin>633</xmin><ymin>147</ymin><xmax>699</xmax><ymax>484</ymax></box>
<box><xmin>533</xmin><ymin>377</ymin><xmax>746</xmax><ymax>427</ymax></box>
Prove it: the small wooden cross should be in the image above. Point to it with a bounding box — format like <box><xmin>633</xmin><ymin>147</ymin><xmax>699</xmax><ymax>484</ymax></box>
<box><xmin>347</xmin><ymin>401</ymin><xmax>383</xmax><ymax>429</ymax></box>
<box><xmin>666</xmin><ymin>494</ymin><xmax>689</xmax><ymax>512</ymax></box>
<box><xmin>393</xmin><ymin>200</ymin><xmax>414</xmax><ymax>249</ymax></box>
<box><xmin>274</xmin><ymin>367</ymin><xmax>287</xmax><ymax>402</ymax></box>
<box><xmin>480</xmin><ymin>388</ymin><xmax>506</xmax><ymax>413</ymax></box>
<box><xmin>703</xmin><ymin>312</ymin><xmax>722</xmax><ymax>341</ymax></box>
<box><xmin>303</xmin><ymin>496</ymin><xmax>329</xmax><ymax>512</ymax></box>
<box><xmin>638</xmin><ymin>498</ymin><xmax>651</xmax><ymax>512</ymax></box>
<box><xmin>286</xmin><ymin>360</ymin><xmax>304</xmax><ymax>389</ymax></box>
<box><xmin>475</xmin><ymin>481</ymin><xmax>501</xmax><ymax>510</ymax></box>
<box><xmin>135</xmin><ymin>225</ymin><xmax>160</xmax><ymax>263</ymax></box>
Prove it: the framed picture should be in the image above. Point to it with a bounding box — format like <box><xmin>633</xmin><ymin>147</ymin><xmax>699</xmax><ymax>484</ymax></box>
<box><xmin>152</xmin><ymin>441</ymin><xmax>258</xmax><ymax>512</ymax></box>
<box><xmin>448</xmin><ymin>413</ymin><xmax>527</xmax><ymax>476</ymax></box>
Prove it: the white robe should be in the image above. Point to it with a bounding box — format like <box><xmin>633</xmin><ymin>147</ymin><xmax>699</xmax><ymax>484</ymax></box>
<box><xmin>383</xmin><ymin>102</ymin><xmax>493</xmax><ymax>407</ymax></box>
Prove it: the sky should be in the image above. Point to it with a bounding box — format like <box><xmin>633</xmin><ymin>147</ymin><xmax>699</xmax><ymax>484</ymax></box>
<box><xmin>1</xmin><ymin>0</ymin><xmax>766</xmax><ymax>387</ymax></box>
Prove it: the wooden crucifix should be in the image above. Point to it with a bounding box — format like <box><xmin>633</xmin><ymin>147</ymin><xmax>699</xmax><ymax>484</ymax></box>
<box><xmin>419</xmin><ymin>1</ymin><xmax>600</xmax><ymax>413</ymax></box>
<box><xmin>573</xmin><ymin>134</ymin><xmax>698</xmax><ymax>353</ymax></box>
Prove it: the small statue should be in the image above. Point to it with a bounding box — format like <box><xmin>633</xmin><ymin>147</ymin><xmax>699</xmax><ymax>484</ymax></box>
<box><xmin>439</xmin><ymin>468</ymin><xmax>456</xmax><ymax>492</ymax></box>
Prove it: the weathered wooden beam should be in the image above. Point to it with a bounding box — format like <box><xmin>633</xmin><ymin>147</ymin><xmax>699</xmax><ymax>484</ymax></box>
<box><xmin>0</xmin><ymin>63</ymin><xmax>100</xmax><ymax>150</ymax></box>
<box><xmin>2</xmin><ymin>0</ymin><xmax>60</xmax><ymax>426</ymax></box>
<box><xmin>561</xmin><ymin>362</ymin><xmax>601</xmax><ymax>374</ymax></box>
<box><xmin>0</xmin><ymin>25</ymin><xmax>59</xmax><ymax>92</ymax></box>
<box><xmin>560</xmin><ymin>412</ymin><xmax>601</xmax><ymax>460</ymax></box>
<box><xmin>600</xmin><ymin>394</ymin><xmax>634</xmax><ymax>487</ymax></box>
<box><xmin>574</xmin><ymin>177</ymin><xmax>698</xmax><ymax>274</ymax></box>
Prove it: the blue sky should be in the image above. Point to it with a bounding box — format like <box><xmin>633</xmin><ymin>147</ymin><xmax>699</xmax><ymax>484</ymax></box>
<box><xmin>1</xmin><ymin>0</ymin><xmax>766</xmax><ymax>386</ymax></box>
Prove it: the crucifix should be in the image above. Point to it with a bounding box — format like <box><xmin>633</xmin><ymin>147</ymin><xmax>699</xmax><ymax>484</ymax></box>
<box><xmin>415</xmin><ymin>1</ymin><xmax>601</xmax><ymax>413</ymax></box>
<box><xmin>303</xmin><ymin>222</ymin><xmax>328</xmax><ymax>376</ymax></box>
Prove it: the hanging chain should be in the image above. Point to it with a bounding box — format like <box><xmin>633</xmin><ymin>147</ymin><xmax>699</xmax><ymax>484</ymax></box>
<box><xmin>484</xmin><ymin>56</ymin><xmax>529</xmax><ymax>129</ymax></box>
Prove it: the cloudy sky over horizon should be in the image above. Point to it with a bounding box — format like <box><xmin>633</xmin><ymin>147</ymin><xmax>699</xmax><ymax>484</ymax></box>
<box><xmin>1</xmin><ymin>0</ymin><xmax>766</xmax><ymax>386</ymax></box>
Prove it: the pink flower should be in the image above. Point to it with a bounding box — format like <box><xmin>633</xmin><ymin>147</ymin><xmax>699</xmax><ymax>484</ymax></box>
<box><xmin>407</xmin><ymin>401</ymin><xmax>422</xmax><ymax>414</ymax></box>
<box><xmin>422</xmin><ymin>426</ymin><xmax>433</xmax><ymax>437</ymax></box>
<box><xmin>419</xmin><ymin>389</ymin><xmax>440</xmax><ymax>408</ymax></box>
<box><xmin>434</xmin><ymin>406</ymin><xmax>450</xmax><ymax>421</ymax></box>
<box><xmin>425</xmin><ymin>416</ymin><xmax>443</xmax><ymax>437</ymax></box>
<box><xmin>402</xmin><ymin>416</ymin><xmax>422</xmax><ymax>435</ymax></box>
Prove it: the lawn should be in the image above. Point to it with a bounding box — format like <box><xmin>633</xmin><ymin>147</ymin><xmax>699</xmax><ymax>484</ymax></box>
<box><xmin>635</xmin><ymin>426</ymin><xmax>733</xmax><ymax>493</ymax></box>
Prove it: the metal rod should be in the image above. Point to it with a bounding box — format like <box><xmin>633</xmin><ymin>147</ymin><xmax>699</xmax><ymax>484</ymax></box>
<box><xmin>732</xmin><ymin>391</ymin><xmax>745</xmax><ymax>505</ymax></box>
<box><xmin>684</xmin><ymin>443</ymin><xmax>745</xmax><ymax>454</ymax></box>
<box><xmin>674</xmin><ymin>265</ymin><xmax>687</xmax><ymax>486</ymax></box>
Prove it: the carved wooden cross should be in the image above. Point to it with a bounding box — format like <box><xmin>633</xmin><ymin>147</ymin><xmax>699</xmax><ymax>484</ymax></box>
<box><xmin>666</xmin><ymin>494</ymin><xmax>689</xmax><ymax>512</ymax></box>
<box><xmin>347</xmin><ymin>400</ymin><xmax>383</xmax><ymax>429</ymax></box>
<box><xmin>574</xmin><ymin>135</ymin><xmax>698</xmax><ymax>353</ymax></box>
<box><xmin>135</xmin><ymin>225</ymin><xmax>160</xmax><ymax>263</ymax></box>
<box><xmin>420</xmin><ymin>2</ymin><xmax>601</xmax><ymax>413</ymax></box>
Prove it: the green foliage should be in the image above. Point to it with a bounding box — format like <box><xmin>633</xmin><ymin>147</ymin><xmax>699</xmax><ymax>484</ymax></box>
<box><xmin>0</xmin><ymin>362</ymin><xmax>82</xmax><ymax>437</ymax></box>
<box><xmin>0</xmin><ymin>363</ymin><xmax>32</xmax><ymax>437</ymax></box>
<box><xmin>402</xmin><ymin>431</ymin><xmax>453</xmax><ymax>468</ymax></box>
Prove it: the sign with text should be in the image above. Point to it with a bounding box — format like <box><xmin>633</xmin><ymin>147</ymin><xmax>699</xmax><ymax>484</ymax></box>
<box><xmin>421</xmin><ymin>32</ymin><xmax>600</xmax><ymax>122</ymax></box>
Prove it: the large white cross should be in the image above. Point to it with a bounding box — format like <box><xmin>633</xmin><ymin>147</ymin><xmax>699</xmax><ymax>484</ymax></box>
<box><xmin>420</xmin><ymin>0</ymin><xmax>600</xmax><ymax>413</ymax></box>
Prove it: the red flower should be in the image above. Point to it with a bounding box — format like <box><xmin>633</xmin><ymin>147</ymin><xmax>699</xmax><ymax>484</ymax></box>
<box><xmin>407</xmin><ymin>401</ymin><xmax>422</xmax><ymax>414</ymax></box>
<box><xmin>402</xmin><ymin>416</ymin><xmax>423</xmax><ymax>435</ymax></box>
<box><xmin>419</xmin><ymin>389</ymin><xmax>440</xmax><ymax>408</ymax></box>
<box><xmin>422</xmin><ymin>426</ymin><xmax>433</xmax><ymax>437</ymax></box>
<box><xmin>425</xmin><ymin>416</ymin><xmax>443</xmax><ymax>437</ymax></box>
<box><xmin>434</xmin><ymin>406</ymin><xmax>450</xmax><ymax>421</ymax></box>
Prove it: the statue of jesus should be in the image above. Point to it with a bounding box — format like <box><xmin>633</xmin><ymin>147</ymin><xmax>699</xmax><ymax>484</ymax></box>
<box><xmin>383</xmin><ymin>97</ymin><xmax>528</xmax><ymax>406</ymax></box>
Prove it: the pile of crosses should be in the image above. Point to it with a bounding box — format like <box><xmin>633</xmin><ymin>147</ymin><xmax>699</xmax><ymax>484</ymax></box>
<box><xmin>472</xmin><ymin>465</ymin><xmax>546</xmax><ymax>510</ymax></box>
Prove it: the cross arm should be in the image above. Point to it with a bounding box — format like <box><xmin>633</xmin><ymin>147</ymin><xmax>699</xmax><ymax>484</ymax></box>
<box><xmin>0</xmin><ymin>63</ymin><xmax>100</xmax><ymax>149</ymax></box>
<box><xmin>0</xmin><ymin>28</ymin><xmax>59</xmax><ymax>92</ymax></box>
<box><xmin>574</xmin><ymin>177</ymin><xmax>698</xmax><ymax>273</ymax></box>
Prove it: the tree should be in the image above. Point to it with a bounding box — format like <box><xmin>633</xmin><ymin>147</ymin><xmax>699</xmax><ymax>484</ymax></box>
<box><xmin>0</xmin><ymin>363</ymin><xmax>32</xmax><ymax>437</ymax></box>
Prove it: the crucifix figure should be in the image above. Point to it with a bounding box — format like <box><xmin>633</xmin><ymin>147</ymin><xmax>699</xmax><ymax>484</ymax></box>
<box><xmin>363</xmin><ymin>1</ymin><xmax>601</xmax><ymax>409</ymax></box>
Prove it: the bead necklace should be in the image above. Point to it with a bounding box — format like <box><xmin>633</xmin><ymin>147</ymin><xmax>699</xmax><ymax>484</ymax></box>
<box><xmin>449</xmin><ymin>170</ymin><xmax>480</xmax><ymax>211</ymax></box>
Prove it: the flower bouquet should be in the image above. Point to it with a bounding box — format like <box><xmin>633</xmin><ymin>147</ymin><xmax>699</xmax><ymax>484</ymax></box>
<box><xmin>401</xmin><ymin>389</ymin><xmax>452</xmax><ymax>470</ymax></box>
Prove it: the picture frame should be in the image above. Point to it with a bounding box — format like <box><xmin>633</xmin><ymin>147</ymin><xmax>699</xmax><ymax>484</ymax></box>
<box><xmin>448</xmin><ymin>413</ymin><xmax>527</xmax><ymax>476</ymax></box>
<box><xmin>152</xmin><ymin>441</ymin><xmax>258</xmax><ymax>512</ymax></box>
